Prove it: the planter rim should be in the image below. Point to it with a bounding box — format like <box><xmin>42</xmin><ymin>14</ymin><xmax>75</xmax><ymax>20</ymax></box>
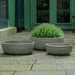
<box><xmin>31</xmin><ymin>37</ymin><xmax>64</xmax><ymax>39</ymax></box>
<box><xmin>2</xmin><ymin>40</ymin><xmax>35</xmax><ymax>45</ymax></box>
<box><xmin>46</xmin><ymin>43</ymin><xmax>72</xmax><ymax>47</ymax></box>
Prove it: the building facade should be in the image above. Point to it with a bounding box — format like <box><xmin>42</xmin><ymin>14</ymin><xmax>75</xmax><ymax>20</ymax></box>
<box><xmin>0</xmin><ymin>0</ymin><xmax>75</xmax><ymax>31</ymax></box>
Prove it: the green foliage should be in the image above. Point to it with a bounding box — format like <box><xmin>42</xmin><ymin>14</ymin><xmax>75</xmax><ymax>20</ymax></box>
<box><xmin>31</xmin><ymin>23</ymin><xmax>64</xmax><ymax>38</ymax></box>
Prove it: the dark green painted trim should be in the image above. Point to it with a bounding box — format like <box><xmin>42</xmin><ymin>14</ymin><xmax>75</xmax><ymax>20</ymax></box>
<box><xmin>30</xmin><ymin>0</ymin><xmax>36</xmax><ymax>29</ymax></box>
<box><xmin>0</xmin><ymin>0</ymin><xmax>1</xmax><ymax>20</ymax></box>
<box><xmin>24</xmin><ymin>0</ymin><xmax>31</xmax><ymax>30</ymax></box>
<box><xmin>71</xmin><ymin>0</ymin><xmax>75</xmax><ymax>29</ymax></box>
<box><xmin>8</xmin><ymin>0</ymin><xmax>15</xmax><ymax>27</ymax></box>
<box><xmin>50</xmin><ymin>0</ymin><xmax>57</xmax><ymax>24</ymax></box>
<box><xmin>15</xmin><ymin>0</ymin><xmax>24</xmax><ymax>28</ymax></box>
<box><xmin>56</xmin><ymin>24</ymin><xmax>72</xmax><ymax>29</ymax></box>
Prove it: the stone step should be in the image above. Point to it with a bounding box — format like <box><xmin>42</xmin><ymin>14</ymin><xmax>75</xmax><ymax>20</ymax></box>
<box><xmin>14</xmin><ymin>71</ymin><xmax>66</xmax><ymax>75</ymax></box>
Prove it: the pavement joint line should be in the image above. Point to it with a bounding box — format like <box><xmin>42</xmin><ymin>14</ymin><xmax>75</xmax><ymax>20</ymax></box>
<box><xmin>56</xmin><ymin>64</ymin><xmax>57</xmax><ymax>70</ymax></box>
<box><xmin>65</xmin><ymin>70</ymin><xmax>67</xmax><ymax>75</ymax></box>
<box><xmin>30</xmin><ymin>64</ymin><xmax>34</xmax><ymax>71</ymax></box>
<box><xmin>12</xmin><ymin>71</ymin><xmax>16</xmax><ymax>75</ymax></box>
<box><xmin>34</xmin><ymin>59</ymin><xmax>37</xmax><ymax>64</ymax></box>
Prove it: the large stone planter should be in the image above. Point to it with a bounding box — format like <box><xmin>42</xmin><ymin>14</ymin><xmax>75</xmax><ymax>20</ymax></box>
<box><xmin>31</xmin><ymin>37</ymin><xmax>64</xmax><ymax>50</ymax></box>
<box><xmin>46</xmin><ymin>43</ymin><xmax>73</xmax><ymax>55</ymax></box>
<box><xmin>2</xmin><ymin>40</ymin><xmax>34</xmax><ymax>55</ymax></box>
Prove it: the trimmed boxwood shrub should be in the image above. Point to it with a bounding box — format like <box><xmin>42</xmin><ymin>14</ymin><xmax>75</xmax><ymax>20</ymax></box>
<box><xmin>31</xmin><ymin>23</ymin><xmax>64</xmax><ymax>38</ymax></box>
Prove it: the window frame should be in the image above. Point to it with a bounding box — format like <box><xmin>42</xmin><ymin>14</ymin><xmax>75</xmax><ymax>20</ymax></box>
<box><xmin>57</xmin><ymin>0</ymin><xmax>70</xmax><ymax>23</ymax></box>
<box><xmin>0</xmin><ymin>0</ymin><xmax>8</xmax><ymax>29</ymax></box>
<box><xmin>29</xmin><ymin>0</ymin><xmax>73</xmax><ymax>29</ymax></box>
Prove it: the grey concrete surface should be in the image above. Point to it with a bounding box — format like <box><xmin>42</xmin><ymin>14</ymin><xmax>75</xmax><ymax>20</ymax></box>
<box><xmin>0</xmin><ymin>30</ymin><xmax>75</xmax><ymax>75</ymax></box>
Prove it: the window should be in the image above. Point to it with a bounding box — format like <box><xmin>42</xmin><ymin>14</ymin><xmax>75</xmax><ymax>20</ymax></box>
<box><xmin>57</xmin><ymin>0</ymin><xmax>70</xmax><ymax>23</ymax></box>
<box><xmin>1</xmin><ymin>0</ymin><xmax>7</xmax><ymax>19</ymax></box>
<box><xmin>0</xmin><ymin>0</ymin><xmax>8</xmax><ymax>29</ymax></box>
<box><xmin>37</xmin><ymin>0</ymin><xmax>49</xmax><ymax>23</ymax></box>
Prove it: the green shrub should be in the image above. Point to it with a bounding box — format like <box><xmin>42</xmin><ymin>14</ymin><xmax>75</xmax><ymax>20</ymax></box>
<box><xmin>31</xmin><ymin>23</ymin><xmax>64</xmax><ymax>38</ymax></box>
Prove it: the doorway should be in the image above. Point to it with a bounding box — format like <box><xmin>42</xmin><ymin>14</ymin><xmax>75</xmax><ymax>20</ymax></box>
<box><xmin>24</xmin><ymin>0</ymin><xmax>74</xmax><ymax>30</ymax></box>
<box><xmin>30</xmin><ymin>0</ymin><xmax>72</xmax><ymax>29</ymax></box>
<box><xmin>37</xmin><ymin>0</ymin><xmax>49</xmax><ymax>23</ymax></box>
<box><xmin>15</xmin><ymin>0</ymin><xmax>24</xmax><ymax>32</ymax></box>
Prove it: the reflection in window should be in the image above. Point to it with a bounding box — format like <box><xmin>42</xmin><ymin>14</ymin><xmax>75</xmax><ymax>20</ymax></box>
<box><xmin>1</xmin><ymin>0</ymin><xmax>7</xmax><ymax>19</ymax></box>
<box><xmin>37</xmin><ymin>0</ymin><xmax>49</xmax><ymax>23</ymax></box>
<box><xmin>57</xmin><ymin>0</ymin><xmax>70</xmax><ymax>23</ymax></box>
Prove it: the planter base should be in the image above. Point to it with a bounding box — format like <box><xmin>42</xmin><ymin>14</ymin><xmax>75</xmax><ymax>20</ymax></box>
<box><xmin>47</xmin><ymin>53</ymin><xmax>70</xmax><ymax>56</ymax></box>
<box><xmin>4</xmin><ymin>53</ymin><xmax>32</xmax><ymax>55</ymax></box>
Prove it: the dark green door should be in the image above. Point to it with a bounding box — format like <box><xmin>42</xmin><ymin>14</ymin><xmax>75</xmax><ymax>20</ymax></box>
<box><xmin>71</xmin><ymin>0</ymin><xmax>75</xmax><ymax>31</ymax></box>
<box><xmin>56</xmin><ymin>0</ymin><xmax>72</xmax><ymax>29</ymax></box>
<box><xmin>24</xmin><ymin>0</ymin><xmax>73</xmax><ymax>30</ymax></box>
<box><xmin>36</xmin><ymin>0</ymin><xmax>49</xmax><ymax>23</ymax></box>
<box><xmin>30</xmin><ymin>0</ymin><xmax>52</xmax><ymax>29</ymax></box>
<box><xmin>30</xmin><ymin>0</ymin><xmax>72</xmax><ymax>29</ymax></box>
<box><xmin>15</xmin><ymin>0</ymin><xmax>24</xmax><ymax>31</ymax></box>
<box><xmin>30</xmin><ymin>0</ymin><xmax>57</xmax><ymax>29</ymax></box>
<box><xmin>24</xmin><ymin>0</ymin><xmax>56</xmax><ymax>30</ymax></box>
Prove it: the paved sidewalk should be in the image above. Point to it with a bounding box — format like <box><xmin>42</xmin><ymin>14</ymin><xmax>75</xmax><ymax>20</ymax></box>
<box><xmin>0</xmin><ymin>31</ymin><xmax>75</xmax><ymax>75</ymax></box>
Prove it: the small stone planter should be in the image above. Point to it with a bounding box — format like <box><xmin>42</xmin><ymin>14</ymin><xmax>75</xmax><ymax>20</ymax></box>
<box><xmin>31</xmin><ymin>37</ymin><xmax>64</xmax><ymax>50</ymax></box>
<box><xmin>2</xmin><ymin>40</ymin><xmax>34</xmax><ymax>55</ymax></box>
<box><xmin>46</xmin><ymin>43</ymin><xmax>73</xmax><ymax>55</ymax></box>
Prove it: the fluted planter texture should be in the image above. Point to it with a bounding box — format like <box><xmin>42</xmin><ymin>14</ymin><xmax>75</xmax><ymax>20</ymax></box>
<box><xmin>32</xmin><ymin>37</ymin><xmax>64</xmax><ymax>50</ymax></box>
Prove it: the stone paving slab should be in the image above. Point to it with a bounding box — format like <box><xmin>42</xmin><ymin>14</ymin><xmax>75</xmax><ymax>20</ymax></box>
<box><xmin>0</xmin><ymin>45</ymin><xmax>2</xmax><ymax>47</ymax></box>
<box><xmin>0</xmin><ymin>47</ymin><xmax>2</xmax><ymax>50</ymax></box>
<box><xmin>0</xmin><ymin>58</ymin><xmax>35</xmax><ymax>65</ymax></box>
<box><xmin>0</xmin><ymin>42</ymin><xmax>2</xmax><ymax>47</ymax></box>
<box><xmin>32</xmin><ymin>64</ymin><xmax>56</xmax><ymax>71</ymax></box>
<box><xmin>0</xmin><ymin>47</ymin><xmax>2</xmax><ymax>49</ymax></box>
<box><xmin>0</xmin><ymin>60</ymin><xmax>18</xmax><ymax>65</ymax></box>
<box><xmin>33</xmin><ymin>54</ymin><xmax>75</xmax><ymax>60</ymax></box>
<box><xmin>14</xmin><ymin>71</ymin><xmax>66</xmax><ymax>75</ymax></box>
<box><xmin>0</xmin><ymin>49</ymin><xmax>3</xmax><ymax>54</ymax></box>
<box><xmin>0</xmin><ymin>31</ymin><xmax>74</xmax><ymax>73</ymax></box>
<box><xmin>0</xmin><ymin>57</ymin><xmax>15</xmax><ymax>60</ymax></box>
<box><xmin>0</xmin><ymin>71</ymin><xmax>14</xmax><ymax>75</ymax></box>
<box><xmin>0</xmin><ymin>65</ymin><xmax>32</xmax><ymax>71</ymax></box>
<box><xmin>17</xmin><ymin>59</ymin><xmax>36</xmax><ymax>64</ymax></box>
<box><xmin>36</xmin><ymin>59</ymin><xmax>75</xmax><ymax>64</ymax></box>
<box><xmin>57</xmin><ymin>64</ymin><xmax>75</xmax><ymax>70</ymax></box>
<box><xmin>67</xmin><ymin>71</ymin><xmax>75</xmax><ymax>75</ymax></box>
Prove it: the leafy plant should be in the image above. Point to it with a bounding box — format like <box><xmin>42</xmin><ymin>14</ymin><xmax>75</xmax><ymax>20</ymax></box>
<box><xmin>31</xmin><ymin>23</ymin><xmax>64</xmax><ymax>38</ymax></box>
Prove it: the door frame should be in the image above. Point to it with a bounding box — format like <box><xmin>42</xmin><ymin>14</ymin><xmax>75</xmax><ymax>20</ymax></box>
<box><xmin>55</xmin><ymin>0</ymin><xmax>72</xmax><ymax>29</ymax></box>
<box><xmin>8</xmin><ymin>0</ymin><xmax>15</xmax><ymax>27</ymax></box>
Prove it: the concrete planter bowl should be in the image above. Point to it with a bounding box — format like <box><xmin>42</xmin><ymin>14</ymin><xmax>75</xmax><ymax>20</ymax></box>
<box><xmin>31</xmin><ymin>37</ymin><xmax>64</xmax><ymax>50</ymax></box>
<box><xmin>2</xmin><ymin>40</ymin><xmax>34</xmax><ymax>55</ymax></box>
<box><xmin>46</xmin><ymin>43</ymin><xmax>73</xmax><ymax>55</ymax></box>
